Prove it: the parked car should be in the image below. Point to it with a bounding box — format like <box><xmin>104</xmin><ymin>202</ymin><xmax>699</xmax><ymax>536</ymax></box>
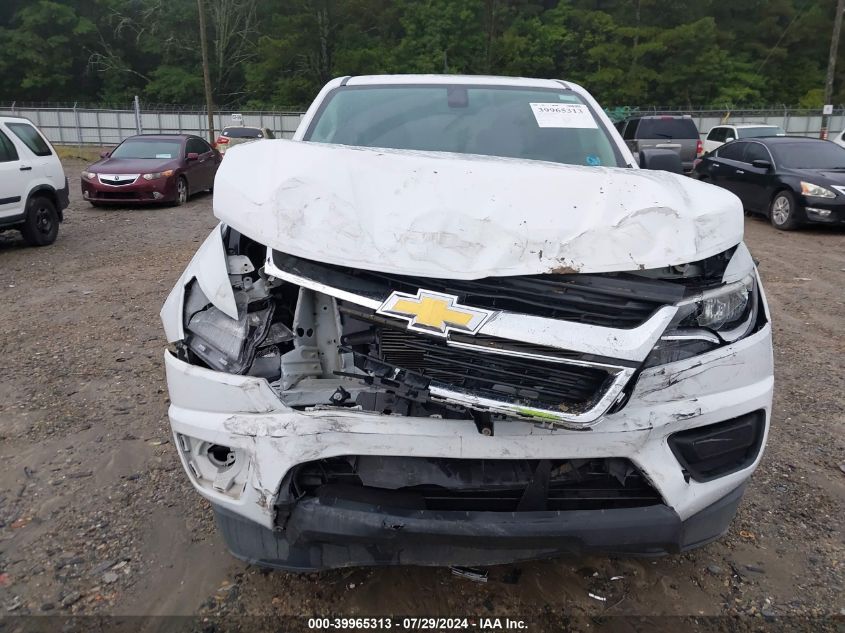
<box><xmin>214</xmin><ymin>126</ymin><xmax>275</xmax><ymax>155</ymax></box>
<box><xmin>693</xmin><ymin>136</ymin><xmax>845</xmax><ymax>229</ymax></box>
<box><xmin>617</xmin><ymin>115</ymin><xmax>701</xmax><ymax>172</ymax></box>
<box><xmin>832</xmin><ymin>128</ymin><xmax>845</xmax><ymax>149</ymax></box>
<box><xmin>702</xmin><ymin>124</ymin><xmax>785</xmax><ymax>153</ymax></box>
<box><xmin>80</xmin><ymin>134</ymin><xmax>220</xmax><ymax>206</ymax></box>
<box><xmin>0</xmin><ymin>115</ymin><xmax>68</xmax><ymax>246</ymax></box>
<box><xmin>161</xmin><ymin>75</ymin><xmax>772</xmax><ymax>571</ymax></box>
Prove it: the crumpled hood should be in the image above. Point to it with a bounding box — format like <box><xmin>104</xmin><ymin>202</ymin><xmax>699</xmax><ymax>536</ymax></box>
<box><xmin>213</xmin><ymin>140</ymin><xmax>743</xmax><ymax>279</ymax></box>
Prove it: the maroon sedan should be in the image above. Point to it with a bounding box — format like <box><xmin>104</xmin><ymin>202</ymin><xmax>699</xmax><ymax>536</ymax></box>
<box><xmin>80</xmin><ymin>134</ymin><xmax>221</xmax><ymax>206</ymax></box>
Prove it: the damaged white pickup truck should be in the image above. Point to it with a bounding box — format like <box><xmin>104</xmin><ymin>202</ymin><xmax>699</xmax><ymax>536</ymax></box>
<box><xmin>160</xmin><ymin>75</ymin><xmax>773</xmax><ymax>571</ymax></box>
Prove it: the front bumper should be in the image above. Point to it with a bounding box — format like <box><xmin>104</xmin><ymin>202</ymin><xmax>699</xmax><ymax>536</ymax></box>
<box><xmin>800</xmin><ymin>196</ymin><xmax>845</xmax><ymax>223</ymax></box>
<box><xmin>212</xmin><ymin>483</ymin><xmax>747</xmax><ymax>571</ymax></box>
<box><xmin>164</xmin><ymin>318</ymin><xmax>773</xmax><ymax>569</ymax></box>
<box><xmin>80</xmin><ymin>175</ymin><xmax>178</xmax><ymax>204</ymax></box>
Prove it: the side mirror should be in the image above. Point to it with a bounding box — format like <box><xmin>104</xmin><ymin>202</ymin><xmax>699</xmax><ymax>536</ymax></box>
<box><xmin>100</xmin><ymin>151</ymin><xmax>110</xmax><ymax>158</ymax></box>
<box><xmin>751</xmin><ymin>159</ymin><xmax>772</xmax><ymax>170</ymax></box>
<box><xmin>639</xmin><ymin>148</ymin><xmax>683</xmax><ymax>174</ymax></box>
<box><xmin>186</xmin><ymin>152</ymin><xmax>199</xmax><ymax>161</ymax></box>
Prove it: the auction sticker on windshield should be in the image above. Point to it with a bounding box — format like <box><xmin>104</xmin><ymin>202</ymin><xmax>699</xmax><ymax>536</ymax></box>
<box><xmin>529</xmin><ymin>102</ymin><xmax>597</xmax><ymax>128</ymax></box>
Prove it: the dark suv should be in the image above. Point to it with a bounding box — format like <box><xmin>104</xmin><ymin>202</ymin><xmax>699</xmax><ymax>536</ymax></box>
<box><xmin>618</xmin><ymin>115</ymin><xmax>702</xmax><ymax>173</ymax></box>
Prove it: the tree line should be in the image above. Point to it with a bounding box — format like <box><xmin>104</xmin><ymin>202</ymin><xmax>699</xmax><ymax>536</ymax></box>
<box><xmin>0</xmin><ymin>0</ymin><xmax>841</xmax><ymax>110</ymax></box>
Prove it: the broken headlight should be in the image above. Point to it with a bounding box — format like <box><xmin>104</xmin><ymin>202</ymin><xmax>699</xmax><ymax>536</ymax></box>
<box><xmin>184</xmin><ymin>287</ymin><xmax>275</xmax><ymax>374</ymax></box>
<box><xmin>644</xmin><ymin>273</ymin><xmax>759</xmax><ymax>368</ymax></box>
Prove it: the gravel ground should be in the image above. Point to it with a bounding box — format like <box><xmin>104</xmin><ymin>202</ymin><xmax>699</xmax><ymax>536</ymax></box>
<box><xmin>0</xmin><ymin>161</ymin><xmax>843</xmax><ymax>630</ymax></box>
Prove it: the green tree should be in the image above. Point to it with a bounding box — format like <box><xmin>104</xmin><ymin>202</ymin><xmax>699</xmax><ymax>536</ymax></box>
<box><xmin>0</xmin><ymin>0</ymin><xmax>96</xmax><ymax>101</ymax></box>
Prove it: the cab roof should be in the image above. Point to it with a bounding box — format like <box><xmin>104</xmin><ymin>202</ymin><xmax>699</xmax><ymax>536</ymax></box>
<box><xmin>341</xmin><ymin>74</ymin><xmax>573</xmax><ymax>90</ymax></box>
<box><xmin>753</xmin><ymin>135</ymin><xmax>828</xmax><ymax>145</ymax></box>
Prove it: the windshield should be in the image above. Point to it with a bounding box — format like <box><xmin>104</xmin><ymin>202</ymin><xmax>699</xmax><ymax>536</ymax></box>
<box><xmin>223</xmin><ymin>127</ymin><xmax>264</xmax><ymax>138</ymax></box>
<box><xmin>304</xmin><ymin>85</ymin><xmax>624</xmax><ymax>167</ymax></box>
<box><xmin>111</xmin><ymin>139</ymin><xmax>182</xmax><ymax>159</ymax></box>
<box><xmin>635</xmin><ymin>118</ymin><xmax>698</xmax><ymax>139</ymax></box>
<box><xmin>738</xmin><ymin>126</ymin><xmax>784</xmax><ymax>138</ymax></box>
<box><xmin>771</xmin><ymin>142</ymin><xmax>845</xmax><ymax>169</ymax></box>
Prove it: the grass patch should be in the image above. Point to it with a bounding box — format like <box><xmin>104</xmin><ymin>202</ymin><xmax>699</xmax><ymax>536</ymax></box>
<box><xmin>54</xmin><ymin>145</ymin><xmax>109</xmax><ymax>163</ymax></box>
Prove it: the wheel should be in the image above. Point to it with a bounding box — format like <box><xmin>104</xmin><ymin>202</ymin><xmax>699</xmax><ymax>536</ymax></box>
<box><xmin>172</xmin><ymin>176</ymin><xmax>188</xmax><ymax>206</ymax></box>
<box><xmin>21</xmin><ymin>196</ymin><xmax>59</xmax><ymax>246</ymax></box>
<box><xmin>770</xmin><ymin>190</ymin><xmax>800</xmax><ymax>230</ymax></box>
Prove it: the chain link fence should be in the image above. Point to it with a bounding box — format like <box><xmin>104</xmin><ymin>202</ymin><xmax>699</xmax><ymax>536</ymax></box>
<box><xmin>605</xmin><ymin>106</ymin><xmax>845</xmax><ymax>138</ymax></box>
<box><xmin>0</xmin><ymin>101</ymin><xmax>306</xmax><ymax>146</ymax></box>
<box><xmin>2</xmin><ymin>101</ymin><xmax>845</xmax><ymax>146</ymax></box>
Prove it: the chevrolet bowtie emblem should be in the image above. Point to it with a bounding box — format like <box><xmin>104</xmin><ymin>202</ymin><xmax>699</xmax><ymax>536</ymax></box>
<box><xmin>377</xmin><ymin>289</ymin><xmax>495</xmax><ymax>337</ymax></box>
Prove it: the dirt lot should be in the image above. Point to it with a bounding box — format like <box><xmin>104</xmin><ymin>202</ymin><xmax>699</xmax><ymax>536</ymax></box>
<box><xmin>0</xmin><ymin>160</ymin><xmax>843</xmax><ymax>630</ymax></box>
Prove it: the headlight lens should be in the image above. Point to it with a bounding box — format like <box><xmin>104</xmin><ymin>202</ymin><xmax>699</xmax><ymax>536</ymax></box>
<box><xmin>143</xmin><ymin>169</ymin><xmax>174</xmax><ymax>180</ymax></box>
<box><xmin>800</xmin><ymin>181</ymin><xmax>835</xmax><ymax>198</ymax></box>
<box><xmin>682</xmin><ymin>275</ymin><xmax>753</xmax><ymax>330</ymax></box>
<box><xmin>82</xmin><ymin>171</ymin><xmax>96</xmax><ymax>180</ymax></box>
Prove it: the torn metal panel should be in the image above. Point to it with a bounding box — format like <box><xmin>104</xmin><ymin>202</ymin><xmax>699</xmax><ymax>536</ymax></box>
<box><xmin>213</xmin><ymin>141</ymin><xmax>743</xmax><ymax>279</ymax></box>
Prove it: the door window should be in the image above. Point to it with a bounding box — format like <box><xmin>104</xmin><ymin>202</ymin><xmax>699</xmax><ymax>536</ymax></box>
<box><xmin>622</xmin><ymin>119</ymin><xmax>639</xmax><ymax>140</ymax></box>
<box><xmin>744</xmin><ymin>142</ymin><xmax>772</xmax><ymax>164</ymax></box>
<box><xmin>6</xmin><ymin>122</ymin><xmax>52</xmax><ymax>156</ymax></box>
<box><xmin>717</xmin><ymin>141</ymin><xmax>747</xmax><ymax>161</ymax></box>
<box><xmin>723</xmin><ymin>129</ymin><xmax>736</xmax><ymax>142</ymax></box>
<box><xmin>0</xmin><ymin>130</ymin><xmax>19</xmax><ymax>162</ymax></box>
<box><xmin>707</xmin><ymin>127</ymin><xmax>725</xmax><ymax>142</ymax></box>
<box><xmin>186</xmin><ymin>137</ymin><xmax>210</xmax><ymax>155</ymax></box>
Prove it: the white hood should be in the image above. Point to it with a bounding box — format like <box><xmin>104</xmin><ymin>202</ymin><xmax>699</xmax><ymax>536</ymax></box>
<box><xmin>213</xmin><ymin>140</ymin><xmax>742</xmax><ymax>279</ymax></box>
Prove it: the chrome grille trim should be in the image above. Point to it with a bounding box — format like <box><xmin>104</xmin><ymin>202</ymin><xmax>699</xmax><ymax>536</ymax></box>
<box><xmin>429</xmin><ymin>369</ymin><xmax>635</xmax><ymax>428</ymax></box>
<box><xmin>264</xmin><ymin>253</ymin><xmax>677</xmax><ymax>362</ymax></box>
<box><xmin>98</xmin><ymin>173</ymin><xmax>140</xmax><ymax>186</ymax></box>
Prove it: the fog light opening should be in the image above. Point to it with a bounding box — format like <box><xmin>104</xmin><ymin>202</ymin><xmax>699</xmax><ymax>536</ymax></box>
<box><xmin>668</xmin><ymin>411</ymin><xmax>765</xmax><ymax>482</ymax></box>
<box><xmin>207</xmin><ymin>444</ymin><xmax>236</xmax><ymax>469</ymax></box>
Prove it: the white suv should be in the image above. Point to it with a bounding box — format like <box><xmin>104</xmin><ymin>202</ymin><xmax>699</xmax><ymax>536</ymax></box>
<box><xmin>0</xmin><ymin>116</ymin><xmax>68</xmax><ymax>246</ymax></box>
<box><xmin>703</xmin><ymin>124</ymin><xmax>785</xmax><ymax>154</ymax></box>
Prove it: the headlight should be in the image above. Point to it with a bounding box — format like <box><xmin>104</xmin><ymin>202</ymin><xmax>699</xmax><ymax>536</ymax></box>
<box><xmin>82</xmin><ymin>171</ymin><xmax>96</xmax><ymax>180</ymax></box>
<box><xmin>644</xmin><ymin>270</ymin><xmax>760</xmax><ymax>368</ymax></box>
<box><xmin>800</xmin><ymin>181</ymin><xmax>835</xmax><ymax>198</ymax></box>
<box><xmin>184</xmin><ymin>287</ymin><xmax>273</xmax><ymax>374</ymax></box>
<box><xmin>143</xmin><ymin>169</ymin><xmax>174</xmax><ymax>180</ymax></box>
<box><xmin>678</xmin><ymin>275</ymin><xmax>754</xmax><ymax>332</ymax></box>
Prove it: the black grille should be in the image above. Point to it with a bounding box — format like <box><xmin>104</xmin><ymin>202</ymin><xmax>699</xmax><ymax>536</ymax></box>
<box><xmin>291</xmin><ymin>456</ymin><xmax>662</xmax><ymax>512</ymax></box>
<box><xmin>95</xmin><ymin>191</ymin><xmax>139</xmax><ymax>200</ymax></box>
<box><xmin>274</xmin><ymin>251</ymin><xmax>683</xmax><ymax>328</ymax></box>
<box><xmin>374</xmin><ymin>328</ymin><xmax>610</xmax><ymax>410</ymax></box>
